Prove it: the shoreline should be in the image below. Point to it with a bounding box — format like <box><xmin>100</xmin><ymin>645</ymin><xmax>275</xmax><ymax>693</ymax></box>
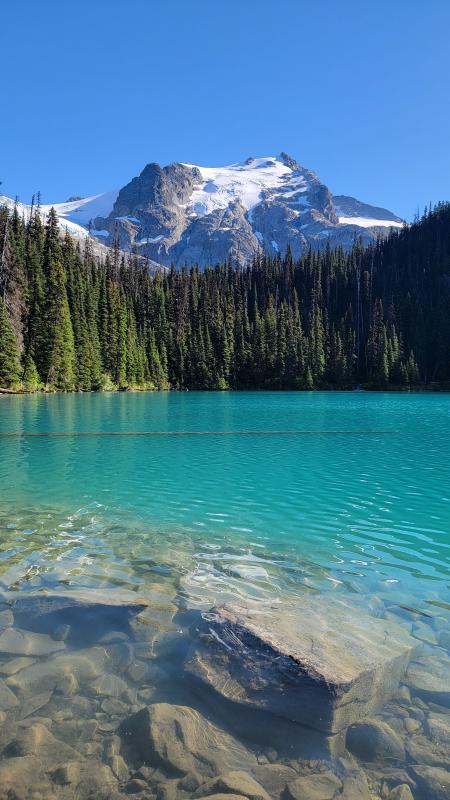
<box><xmin>2</xmin><ymin>384</ymin><xmax>450</xmax><ymax>395</ymax></box>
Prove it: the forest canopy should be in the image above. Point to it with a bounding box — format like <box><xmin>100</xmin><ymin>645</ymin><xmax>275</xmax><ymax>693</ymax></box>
<box><xmin>0</xmin><ymin>202</ymin><xmax>449</xmax><ymax>392</ymax></box>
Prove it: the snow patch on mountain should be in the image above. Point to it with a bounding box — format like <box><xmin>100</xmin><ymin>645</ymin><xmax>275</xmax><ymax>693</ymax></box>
<box><xmin>338</xmin><ymin>216</ymin><xmax>404</xmax><ymax>229</ymax></box>
<box><xmin>183</xmin><ymin>156</ymin><xmax>299</xmax><ymax>217</ymax></box>
<box><xmin>0</xmin><ymin>195</ymin><xmax>91</xmax><ymax>239</ymax></box>
<box><xmin>45</xmin><ymin>191</ymin><xmax>119</xmax><ymax>226</ymax></box>
<box><xmin>0</xmin><ymin>191</ymin><xmax>119</xmax><ymax>239</ymax></box>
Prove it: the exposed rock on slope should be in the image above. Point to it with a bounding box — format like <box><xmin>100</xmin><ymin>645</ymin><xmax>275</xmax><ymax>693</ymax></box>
<box><xmin>2</xmin><ymin>153</ymin><xmax>404</xmax><ymax>269</ymax></box>
<box><xmin>92</xmin><ymin>153</ymin><xmax>404</xmax><ymax>267</ymax></box>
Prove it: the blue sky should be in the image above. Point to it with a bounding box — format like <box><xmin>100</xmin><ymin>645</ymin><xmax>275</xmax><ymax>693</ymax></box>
<box><xmin>1</xmin><ymin>0</ymin><xmax>449</xmax><ymax>219</ymax></box>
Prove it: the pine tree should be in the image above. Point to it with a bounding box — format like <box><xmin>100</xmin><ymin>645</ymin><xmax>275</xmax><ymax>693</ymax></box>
<box><xmin>22</xmin><ymin>353</ymin><xmax>40</xmax><ymax>391</ymax></box>
<box><xmin>42</xmin><ymin>210</ymin><xmax>75</xmax><ymax>390</ymax></box>
<box><xmin>0</xmin><ymin>297</ymin><xmax>20</xmax><ymax>388</ymax></box>
<box><xmin>24</xmin><ymin>209</ymin><xmax>46</xmax><ymax>374</ymax></box>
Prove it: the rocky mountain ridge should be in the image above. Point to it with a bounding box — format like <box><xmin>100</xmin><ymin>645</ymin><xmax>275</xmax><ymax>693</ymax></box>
<box><xmin>1</xmin><ymin>153</ymin><xmax>404</xmax><ymax>269</ymax></box>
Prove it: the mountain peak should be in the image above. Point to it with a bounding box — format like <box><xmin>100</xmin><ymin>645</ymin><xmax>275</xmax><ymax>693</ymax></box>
<box><xmin>279</xmin><ymin>151</ymin><xmax>300</xmax><ymax>170</ymax></box>
<box><xmin>0</xmin><ymin>154</ymin><xmax>404</xmax><ymax>269</ymax></box>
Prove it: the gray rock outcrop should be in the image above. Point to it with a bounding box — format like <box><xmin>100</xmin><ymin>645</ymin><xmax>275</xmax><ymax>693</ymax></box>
<box><xmin>90</xmin><ymin>153</ymin><xmax>404</xmax><ymax>268</ymax></box>
<box><xmin>186</xmin><ymin>596</ymin><xmax>417</xmax><ymax>735</ymax></box>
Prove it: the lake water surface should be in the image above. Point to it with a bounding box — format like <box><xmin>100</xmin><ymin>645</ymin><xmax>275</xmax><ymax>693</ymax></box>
<box><xmin>0</xmin><ymin>392</ymin><xmax>449</xmax><ymax>799</ymax></box>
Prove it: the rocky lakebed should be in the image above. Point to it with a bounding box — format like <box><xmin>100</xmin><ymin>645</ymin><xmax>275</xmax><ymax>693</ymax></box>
<box><xmin>0</xmin><ymin>578</ymin><xmax>449</xmax><ymax>800</ymax></box>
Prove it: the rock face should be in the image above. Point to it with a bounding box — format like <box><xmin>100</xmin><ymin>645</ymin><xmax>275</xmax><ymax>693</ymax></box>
<box><xmin>90</xmin><ymin>153</ymin><xmax>403</xmax><ymax>267</ymax></box>
<box><xmin>186</xmin><ymin>597</ymin><xmax>417</xmax><ymax>734</ymax></box>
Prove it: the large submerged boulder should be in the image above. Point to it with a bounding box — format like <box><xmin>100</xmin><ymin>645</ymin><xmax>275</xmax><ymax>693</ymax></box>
<box><xmin>120</xmin><ymin>702</ymin><xmax>255</xmax><ymax>778</ymax></box>
<box><xmin>186</xmin><ymin>596</ymin><xmax>417</xmax><ymax>735</ymax></box>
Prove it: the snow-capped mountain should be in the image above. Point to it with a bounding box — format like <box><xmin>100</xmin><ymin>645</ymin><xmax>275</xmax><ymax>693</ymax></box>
<box><xmin>1</xmin><ymin>153</ymin><xmax>404</xmax><ymax>268</ymax></box>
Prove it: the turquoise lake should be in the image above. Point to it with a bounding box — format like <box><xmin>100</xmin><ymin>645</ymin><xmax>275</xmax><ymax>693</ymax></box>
<box><xmin>0</xmin><ymin>391</ymin><xmax>449</xmax><ymax>798</ymax></box>
<box><xmin>1</xmin><ymin>391</ymin><xmax>449</xmax><ymax>609</ymax></box>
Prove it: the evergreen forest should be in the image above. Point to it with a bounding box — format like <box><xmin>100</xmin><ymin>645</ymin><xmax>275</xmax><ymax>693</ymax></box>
<box><xmin>0</xmin><ymin>202</ymin><xmax>449</xmax><ymax>392</ymax></box>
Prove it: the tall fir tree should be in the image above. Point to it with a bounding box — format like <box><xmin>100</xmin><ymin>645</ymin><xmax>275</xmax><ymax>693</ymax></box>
<box><xmin>0</xmin><ymin>297</ymin><xmax>20</xmax><ymax>388</ymax></box>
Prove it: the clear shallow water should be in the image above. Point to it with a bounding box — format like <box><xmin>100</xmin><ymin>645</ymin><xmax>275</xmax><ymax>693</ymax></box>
<box><xmin>1</xmin><ymin>391</ymin><xmax>449</xmax><ymax>607</ymax></box>
<box><xmin>0</xmin><ymin>392</ymin><xmax>449</xmax><ymax>799</ymax></box>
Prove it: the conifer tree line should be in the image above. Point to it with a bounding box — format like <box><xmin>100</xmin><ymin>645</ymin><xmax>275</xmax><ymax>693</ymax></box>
<box><xmin>0</xmin><ymin>202</ymin><xmax>449</xmax><ymax>391</ymax></box>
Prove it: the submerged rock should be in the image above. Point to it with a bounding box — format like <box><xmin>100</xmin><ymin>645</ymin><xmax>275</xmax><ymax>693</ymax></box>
<box><xmin>427</xmin><ymin>712</ymin><xmax>450</xmax><ymax>748</ymax></box>
<box><xmin>187</xmin><ymin>596</ymin><xmax>417</xmax><ymax>734</ymax></box>
<box><xmin>0</xmin><ymin>628</ymin><xmax>65</xmax><ymax>657</ymax></box>
<box><xmin>6</xmin><ymin>647</ymin><xmax>109</xmax><ymax>695</ymax></box>
<box><xmin>17</xmin><ymin>689</ymin><xmax>53</xmax><ymax>719</ymax></box>
<box><xmin>412</xmin><ymin>620</ymin><xmax>437</xmax><ymax>645</ymax></box>
<box><xmin>0</xmin><ymin>656</ymin><xmax>37</xmax><ymax>676</ymax></box>
<box><xmin>195</xmin><ymin>796</ymin><xmax>248</xmax><ymax>800</ymax></box>
<box><xmin>52</xmin><ymin>761</ymin><xmax>81</xmax><ymax>785</ymax></box>
<box><xmin>5</xmin><ymin>587</ymin><xmax>150</xmax><ymax>614</ymax></box>
<box><xmin>346</xmin><ymin>719</ymin><xmax>406</xmax><ymax>762</ymax></box>
<box><xmin>89</xmin><ymin>673</ymin><xmax>129</xmax><ymax>698</ymax></box>
<box><xmin>410</xmin><ymin>765</ymin><xmax>450</xmax><ymax>800</ymax></box>
<box><xmin>252</xmin><ymin>764</ymin><xmax>297</xmax><ymax>798</ymax></box>
<box><xmin>405</xmin><ymin>733</ymin><xmax>449</xmax><ymax>767</ymax></box>
<box><xmin>285</xmin><ymin>771</ymin><xmax>342</xmax><ymax>800</ymax></box>
<box><xmin>0</xmin><ymin>609</ymin><xmax>14</xmax><ymax>629</ymax></box>
<box><xmin>0</xmin><ymin>756</ymin><xmax>51</xmax><ymax>799</ymax></box>
<box><xmin>406</xmin><ymin>655</ymin><xmax>450</xmax><ymax>706</ymax></box>
<box><xmin>0</xmin><ymin>677</ymin><xmax>19</xmax><ymax>710</ymax></box>
<box><xmin>285</xmin><ymin>772</ymin><xmax>342</xmax><ymax>800</ymax></box>
<box><xmin>120</xmin><ymin>702</ymin><xmax>255</xmax><ymax>778</ymax></box>
<box><xmin>194</xmin><ymin>771</ymin><xmax>270</xmax><ymax>800</ymax></box>
<box><xmin>5</xmin><ymin>589</ymin><xmax>151</xmax><ymax>648</ymax></box>
<box><xmin>5</xmin><ymin>722</ymin><xmax>80</xmax><ymax>766</ymax></box>
<box><xmin>388</xmin><ymin>786</ymin><xmax>414</xmax><ymax>800</ymax></box>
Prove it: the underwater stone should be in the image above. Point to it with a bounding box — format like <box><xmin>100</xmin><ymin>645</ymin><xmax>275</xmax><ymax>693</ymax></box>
<box><xmin>388</xmin><ymin>786</ymin><xmax>414</xmax><ymax>800</ymax></box>
<box><xmin>0</xmin><ymin>656</ymin><xmax>37</xmax><ymax>676</ymax></box>
<box><xmin>406</xmin><ymin>655</ymin><xmax>450</xmax><ymax>706</ymax></box>
<box><xmin>0</xmin><ymin>678</ymin><xmax>19</xmax><ymax>710</ymax></box>
<box><xmin>194</xmin><ymin>771</ymin><xmax>270</xmax><ymax>800</ymax></box>
<box><xmin>252</xmin><ymin>764</ymin><xmax>297</xmax><ymax>798</ymax></box>
<box><xmin>412</xmin><ymin>620</ymin><xmax>438</xmax><ymax>645</ymax></box>
<box><xmin>17</xmin><ymin>690</ymin><xmax>53</xmax><ymax>719</ymax></box>
<box><xmin>427</xmin><ymin>713</ymin><xmax>450</xmax><ymax>748</ymax></box>
<box><xmin>89</xmin><ymin>673</ymin><xmax>129</xmax><ymax>698</ymax></box>
<box><xmin>186</xmin><ymin>596</ymin><xmax>417</xmax><ymax>734</ymax></box>
<box><xmin>195</xmin><ymin>796</ymin><xmax>248</xmax><ymax>800</ymax></box>
<box><xmin>120</xmin><ymin>702</ymin><xmax>255</xmax><ymax>778</ymax></box>
<box><xmin>285</xmin><ymin>771</ymin><xmax>342</xmax><ymax>800</ymax></box>
<box><xmin>410</xmin><ymin>766</ymin><xmax>450</xmax><ymax>800</ymax></box>
<box><xmin>346</xmin><ymin>719</ymin><xmax>406</xmax><ymax>762</ymax></box>
<box><xmin>6</xmin><ymin>647</ymin><xmax>109</xmax><ymax>694</ymax></box>
<box><xmin>0</xmin><ymin>756</ymin><xmax>51</xmax><ymax>799</ymax></box>
<box><xmin>0</xmin><ymin>628</ymin><xmax>65</xmax><ymax>657</ymax></box>
<box><xmin>405</xmin><ymin>734</ymin><xmax>449</xmax><ymax>767</ymax></box>
<box><xmin>403</xmin><ymin>717</ymin><xmax>421</xmax><ymax>734</ymax></box>
<box><xmin>5</xmin><ymin>587</ymin><xmax>150</xmax><ymax>613</ymax></box>
<box><xmin>5</xmin><ymin>722</ymin><xmax>80</xmax><ymax>766</ymax></box>
<box><xmin>52</xmin><ymin>761</ymin><xmax>81</xmax><ymax>785</ymax></box>
<box><xmin>109</xmin><ymin>754</ymin><xmax>129</xmax><ymax>781</ymax></box>
<box><xmin>0</xmin><ymin>609</ymin><xmax>14</xmax><ymax>628</ymax></box>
